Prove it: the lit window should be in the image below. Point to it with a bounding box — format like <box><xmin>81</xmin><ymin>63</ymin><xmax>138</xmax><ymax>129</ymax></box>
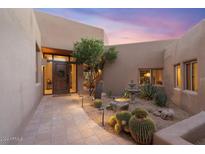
<box><xmin>53</xmin><ymin>55</ymin><xmax>69</xmax><ymax>62</ymax></box>
<box><xmin>139</xmin><ymin>69</ymin><xmax>163</xmax><ymax>85</ymax></box>
<box><xmin>185</xmin><ymin>60</ymin><xmax>198</xmax><ymax>92</ymax></box>
<box><xmin>174</xmin><ymin>64</ymin><xmax>182</xmax><ymax>88</ymax></box>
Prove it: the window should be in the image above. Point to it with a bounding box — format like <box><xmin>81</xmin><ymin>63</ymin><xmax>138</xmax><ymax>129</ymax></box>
<box><xmin>139</xmin><ymin>68</ymin><xmax>163</xmax><ymax>85</ymax></box>
<box><xmin>174</xmin><ymin>64</ymin><xmax>182</xmax><ymax>88</ymax></box>
<box><xmin>35</xmin><ymin>43</ymin><xmax>40</xmax><ymax>83</ymax></box>
<box><xmin>185</xmin><ymin>60</ymin><xmax>198</xmax><ymax>91</ymax></box>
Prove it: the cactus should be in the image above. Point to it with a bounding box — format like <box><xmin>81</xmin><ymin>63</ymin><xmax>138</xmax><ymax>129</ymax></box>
<box><xmin>114</xmin><ymin>123</ymin><xmax>122</xmax><ymax>134</ymax></box>
<box><xmin>129</xmin><ymin>113</ymin><xmax>156</xmax><ymax>144</ymax></box>
<box><xmin>108</xmin><ymin>115</ymin><xmax>117</xmax><ymax>127</ymax></box>
<box><xmin>154</xmin><ymin>91</ymin><xmax>167</xmax><ymax>107</ymax></box>
<box><xmin>131</xmin><ymin>108</ymin><xmax>148</xmax><ymax>118</ymax></box>
<box><xmin>116</xmin><ymin>111</ymin><xmax>132</xmax><ymax>125</ymax></box>
<box><xmin>139</xmin><ymin>84</ymin><xmax>157</xmax><ymax>100</ymax></box>
<box><xmin>93</xmin><ymin>99</ymin><xmax>102</xmax><ymax>108</ymax></box>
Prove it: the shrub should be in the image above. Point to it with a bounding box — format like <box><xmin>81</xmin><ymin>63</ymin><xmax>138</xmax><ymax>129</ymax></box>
<box><xmin>116</xmin><ymin>111</ymin><xmax>132</xmax><ymax>125</ymax></box>
<box><xmin>139</xmin><ymin>84</ymin><xmax>157</xmax><ymax>100</ymax></box>
<box><xmin>129</xmin><ymin>115</ymin><xmax>156</xmax><ymax>144</ymax></box>
<box><xmin>94</xmin><ymin>99</ymin><xmax>102</xmax><ymax>108</ymax></box>
<box><xmin>114</xmin><ymin>123</ymin><xmax>122</xmax><ymax>134</ymax></box>
<box><xmin>122</xmin><ymin>89</ymin><xmax>130</xmax><ymax>98</ymax></box>
<box><xmin>131</xmin><ymin>108</ymin><xmax>148</xmax><ymax>119</ymax></box>
<box><xmin>108</xmin><ymin>115</ymin><xmax>117</xmax><ymax>127</ymax></box>
<box><xmin>154</xmin><ymin>91</ymin><xmax>167</xmax><ymax>107</ymax></box>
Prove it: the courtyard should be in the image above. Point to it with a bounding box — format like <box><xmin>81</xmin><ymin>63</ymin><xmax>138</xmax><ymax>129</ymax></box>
<box><xmin>18</xmin><ymin>95</ymin><xmax>133</xmax><ymax>145</ymax></box>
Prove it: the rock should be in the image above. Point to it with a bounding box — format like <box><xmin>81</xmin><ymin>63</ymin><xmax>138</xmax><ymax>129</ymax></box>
<box><xmin>153</xmin><ymin>110</ymin><xmax>162</xmax><ymax>117</ymax></box>
<box><xmin>94</xmin><ymin>80</ymin><xmax>104</xmax><ymax>99</ymax></box>
<box><xmin>152</xmin><ymin>109</ymin><xmax>175</xmax><ymax>120</ymax></box>
<box><xmin>160</xmin><ymin>109</ymin><xmax>175</xmax><ymax>120</ymax></box>
<box><xmin>110</xmin><ymin>101</ymin><xmax>129</xmax><ymax>111</ymax></box>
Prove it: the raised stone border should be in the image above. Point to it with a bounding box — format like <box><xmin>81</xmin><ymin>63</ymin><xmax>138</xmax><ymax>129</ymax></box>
<box><xmin>153</xmin><ymin>111</ymin><xmax>205</xmax><ymax>145</ymax></box>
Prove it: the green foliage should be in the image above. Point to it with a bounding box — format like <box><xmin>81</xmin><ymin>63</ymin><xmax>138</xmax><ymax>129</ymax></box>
<box><xmin>139</xmin><ymin>84</ymin><xmax>157</xmax><ymax>100</ymax></box>
<box><xmin>114</xmin><ymin>123</ymin><xmax>122</xmax><ymax>134</ymax></box>
<box><xmin>116</xmin><ymin>111</ymin><xmax>132</xmax><ymax>125</ymax></box>
<box><xmin>73</xmin><ymin>38</ymin><xmax>117</xmax><ymax>96</ymax></box>
<box><xmin>104</xmin><ymin>47</ymin><xmax>118</xmax><ymax>63</ymax></box>
<box><xmin>108</xmin><ymin>115</ymin><xmax>117</xmax><ymax>127</ymax></box>
<box><xmin>122</xmin><ymin>89</ymin><xmax>130</xmax><ymax>98</ymax></box>
<box><xmin>93</xmin><ymin>99</ymin><xmax>102</xmax><ymax>108</ymax></box>
<box><xmin>73</xmin><ymin>38</ymin><xmax>104</xmax><ymax>66</ymax></box>
<box><xmin>154</xmin><ymin>91</ymin><xmax>167</xmax><ymax>107</ymax></box>
<box><xmin>129</xmin><ymin>115</ymin><xmax>156</xmax><ymax>144</ymax></box>
<box><xmin>131</xmin><ymin>108</ymin><xmax>148</xmax><ymax>119</ymax></box>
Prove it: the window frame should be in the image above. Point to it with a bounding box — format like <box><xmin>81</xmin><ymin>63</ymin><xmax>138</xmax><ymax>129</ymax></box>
<box><xmin>139</xmin><ymin>68</ymin><xmax>163</xmax><ymax>86</ymax></box>
<box><xmin>174</xmin><ymin>64</ymin><xmax>181</xmax><ymax>89</ymax></box>
<box><xmin>184</xmin><ymin>60</ymin><xmax>198</xmax><ymax>92</ymax></box>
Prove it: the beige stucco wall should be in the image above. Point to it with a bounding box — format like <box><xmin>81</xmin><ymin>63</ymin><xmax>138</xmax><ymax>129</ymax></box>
<box><xmin>34</xmin><ymin>11</ymin><xmax>104</xmax><ymax>51</ymax></box>
<box><xmin>103</xmin><ymin>40</ymin><xmax>174</xmax><ymax>96</ymax></box>
<box><xmin>0</xmin><ymin>9</ymin><xmax>42</xmax><ymax>142</ymax></box>
<box><xmin>34</xmin><ymin>11</ymin><xmax>105</xmax><ymax>93</ymax></box>
<box><xmin>164</xmin><ymin>20</ymin><xmax>205</xmax><ymax>114</ymax></box>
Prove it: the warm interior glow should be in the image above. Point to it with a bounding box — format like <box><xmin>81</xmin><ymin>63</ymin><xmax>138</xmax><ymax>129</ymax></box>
<box><xmin>175</xmin><ymin>65</ymin><xmax>182</xmax><ymax>88</ymax></box>
<box><xmin>54</xmin><ymin>55</ymin><xmax>68</xmax><ymax>62</ymax></box>
<box><xmin>44</xmin><ymin>61</ymin><xmax>53</xmax><ymax>95</ymax></box>
<box><xmin>70</xmin><ymin>63</ymin><xmax>77</xmax><ymax>93</ymax></box>
<box><xmin>192</xmin><ymin>62</ymin><xmax>198</xmax><ymax>91</ymax></box>
<box><xmin>144</xmin><ymin>72</ymin><xmax>151</xmax><ymax>77</ymax></box>
<box><xmin>152</xmin><ymin>69</ymin><xmax>163</xmax><ymax>85</ymax></box>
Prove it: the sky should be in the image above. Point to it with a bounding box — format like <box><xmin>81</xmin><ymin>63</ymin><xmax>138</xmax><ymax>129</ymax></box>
<box><xmin>36</xmin><ymin>8</ymin><xmax>205</xmax><ymax>45</ymax></box>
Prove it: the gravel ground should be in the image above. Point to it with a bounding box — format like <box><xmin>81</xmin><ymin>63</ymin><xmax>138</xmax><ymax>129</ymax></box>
<box><xmin>82</xmin><ymin>95</ymin><xmax>190</xmax><ymax>143</ymax></box>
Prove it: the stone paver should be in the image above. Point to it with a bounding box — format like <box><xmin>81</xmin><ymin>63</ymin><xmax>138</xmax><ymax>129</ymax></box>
<box><xmin>18</xmin><ymin>94</ymin><xmax>133</xmax><ymax>145</ymax></box>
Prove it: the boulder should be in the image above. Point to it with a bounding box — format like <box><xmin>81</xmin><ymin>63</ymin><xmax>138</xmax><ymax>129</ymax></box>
<box><xmin>160</xmin><ymin>109</ymin><xmax>175</xmax><ymax>120</ymax></box>
<box><xmin>152</xmin><ymin>109</ymin><xmax>175</xmax><ymax>120</ymax></box>
<box><xmin>110</xmin><ymin>101</ymin><xmax>129</xmax><ymax>111</ymax></box>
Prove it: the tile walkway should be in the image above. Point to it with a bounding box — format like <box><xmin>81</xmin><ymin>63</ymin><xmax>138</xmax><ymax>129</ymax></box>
<box><xmin>18</xmin><ymin>94</ymin><xmax>133</xmax><ymax>145</ymax></box>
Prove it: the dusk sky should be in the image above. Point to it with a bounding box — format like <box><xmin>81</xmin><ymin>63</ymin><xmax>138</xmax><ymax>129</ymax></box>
<box><xmin>36</xmin><ymin>8</ymin><xmax>205</xmax><ymax>45</ymax></box>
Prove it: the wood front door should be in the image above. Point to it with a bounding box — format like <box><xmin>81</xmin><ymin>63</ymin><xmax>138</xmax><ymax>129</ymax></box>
<box><xmin>53</xmin><ymin>61</ymin><xmax>69</xmax><ymax>95</ymax></box>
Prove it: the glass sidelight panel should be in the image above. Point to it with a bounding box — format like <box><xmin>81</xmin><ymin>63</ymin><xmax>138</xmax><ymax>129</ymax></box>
<box><xmin>44</xmin><ymin>61</ymin><xmax>53</xmax><ymax>95</ymax></box>
<box><xmin>70</xmin><ymin>63</ymin><xmax>77</xmax><ymax>93</ymax></box>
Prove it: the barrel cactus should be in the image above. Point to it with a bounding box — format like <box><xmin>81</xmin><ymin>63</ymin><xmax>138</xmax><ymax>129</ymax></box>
<box><xmin>129</xmin><ymin>108</ymin><xmax>156</xmax><ymax>144</ymax></box>
<box><xmin>116</xmin><ymin>111</ymin><xmax>132</xmax><ymax>125</ymax></box>
<box><xmin>93</xmin><ymin>99</ymin><xmax>102</xmax><ymax>108</ymax></box>
<box><xmin>108</xmin><ymin>115</ymin><xmax>117</xmax><ymax>127</ymax></box>
<box><xmin>131</xmin><ymin>108</ymin><xmax>148</xmax><ymax>118</ymax></box>
<box><xmin>114</xmin><ymin>123</ymin><xmax>121</xmax><ymax>134</ymax></box>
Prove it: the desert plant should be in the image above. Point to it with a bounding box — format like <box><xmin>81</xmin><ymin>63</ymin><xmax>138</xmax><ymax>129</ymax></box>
<box><xmin>129</xmin><ymin>114</ymin><xmax>156</xmax><ymax>144</ymax></box>
<box><xmin>93</xmin><ymin>99</ymin><xmax>102</xmax><ymax>108</ymax></box>
<box><xmin>114</xmin><ymin>123</ymin><xmax>122</xmax><ymax>134</ymax></box>
<box><xmin>108</xmin><ymin>115</ymin><xmax>117</xmax><ymax>127</ymax></box>
<box><xmin>139</xmin><ymin>84</ymin><xmax>157</xmax><ymax>100</ymax></box>
<box><xmin>131</xmin><ymin>108</ymin><xmax>148</xmax><ymax>118</ymax></box>
<box><xmin>154</xmin><ymin>91</ymin><xmax>167</xmax><ymax>107</ymax></box>
<box><xmin>73</xmin><ymin>39</ymin><xmax>118</xmax><ymax>96</ymax></box>
<box><xmin>122</xmin><ymin>89</ymin><xmax>130</xmax><ymax>98</ymax></box>
<box><xmin>116</xmin><ymin>111</ymin><xmax>132</xmax><ymax>125</ymax></box>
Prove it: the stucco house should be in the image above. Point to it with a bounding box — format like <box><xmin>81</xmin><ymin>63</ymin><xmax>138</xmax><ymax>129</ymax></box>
<box><xmin>0</xmin><ymin>8</ymin><xmax>205</xmax><ymax>142</ymax></box>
